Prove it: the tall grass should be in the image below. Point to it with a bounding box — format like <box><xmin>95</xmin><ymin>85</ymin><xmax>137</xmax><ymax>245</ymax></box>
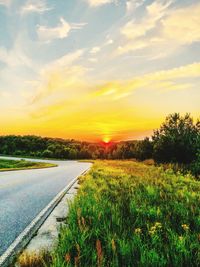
<box><xmin>18</xmin><ymin>160</ymin><xmax>200</xmax><ymax>266</ymax></box>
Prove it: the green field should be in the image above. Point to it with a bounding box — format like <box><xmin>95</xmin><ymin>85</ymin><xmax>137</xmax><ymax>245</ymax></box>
<box><xmin>0</xmin><ymin>158</ymin><xmax>56</xmax><ymax>171</ymax></box>
<box><xmin>18</xmin><ymin>160</ymin><xmax>200</xmax><ymax>267</ymax></box>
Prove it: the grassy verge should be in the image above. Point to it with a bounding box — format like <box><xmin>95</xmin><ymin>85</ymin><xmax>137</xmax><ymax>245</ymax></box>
<box><xmin>18</xmin><ymin>160</ymin><xmax>200</xmax><ymax>266</ymax></box>
<box><xmin>0</xmin><ymin>158</ymin><xmax>57</xmax><ymax>171</ymax></box>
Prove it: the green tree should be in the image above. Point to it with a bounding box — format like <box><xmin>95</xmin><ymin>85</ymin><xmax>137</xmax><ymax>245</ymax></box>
<box><xmin>135</xmin><ymin>137</ymin><xmax>153</xmax><ymax>160</ymax></box>
<box><xmin>152</xmin><ymin>113</ymin><xmax>199</xmax><ymax>164</ymax></box>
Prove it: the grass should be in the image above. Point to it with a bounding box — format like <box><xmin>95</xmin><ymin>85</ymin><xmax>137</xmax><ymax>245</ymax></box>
<box><xmin>0</xmin><ymin>158</ymin><xmax>57</xmax><ymax>171</ymax></box>
<box><xmin>18</xmin><ymin>160</ymin><xmax>200</xmax><ymax>267</ymax></box>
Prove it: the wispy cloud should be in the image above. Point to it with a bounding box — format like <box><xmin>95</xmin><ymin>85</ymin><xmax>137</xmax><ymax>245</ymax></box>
<box><xmin>117</xmin><ymin>1</ymin><xmax>200</xmax><ymax>57</ymax></box>
<box><xmin>122</xmin><ymin>1</ymin><xmax>173</xmax><ymax>40</ymax></box>
<box><xmin>84</xmin><ymin>0</ymin><xmax>116</xmax><ymax>7</ymax></box>
<box><xmin>117</xmin><ymin>0</ymin><xmax>173</xmax><ymax>55</ymax></box>
<box><xmin>21</xmin><ymin>0</ymin><xmax>52</xmax><ymax>15</ymax></box>
<box><xmin>0</xmin><ymin>90</ymin><xmax>11</xmax><ymax>98</ymax></box>
<box><xmin>106</xmin><ymin>39</ymin><xmax>113</xmax><ymax>45</ymax></box>
<box><xmin>115</xmin><ymin>0</ymin><xmax>173</xmax><ymax>55</ymax></box>
<box><xmin>31</xmin><ymin>60</ymin><xmax>200</xmax><ymax>109</ymax></box>
<box><xmin>90</xmin><ymin>46</ymin><xmax>101</xmax><ymax>54</ymax></box>
<box><xmin>27</xmin><ymin>61</ymin><xmax>200</xmax><ymax>141</ymax></box>
<box><xmin>41</xmin><ymin>49</ymin><xmax>84</xmax><ymax>73</ymax></box>
<box><xmin>30</xmin><ymin>50</ymin><xmax>86</xmax><ymax>104</ymax></box>
<box><xmin>162</xmin><ymin>3</ymin><xmax>200</xmax><ymax>45</ymax></box>
<box><xmin>37</xmin><ymin>18</ymin><xmax>86</xmax><ymax>42</ymax></box>
<box><xmin>126</xmin><ymin>0</ymin><xmax>145</xmax><ymax>14</ymax></box>
<box><xmin>0</xmin><ymin>0</ymin><xmax>10</xmax><ymax>7</ymax></box>
<box><xmin>0</xmin><ymin>45</ymin><xmax>32</xmax><ymax>68</ymax></box>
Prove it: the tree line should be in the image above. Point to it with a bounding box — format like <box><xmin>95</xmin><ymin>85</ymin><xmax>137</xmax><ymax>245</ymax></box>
<box><xmin>0</xmin><ymin>113</ymin><xmax>199</xmax><ymax>176</ymax></box>
<box><xmin>0</xmin><ymin>135</ymin><xmax>130</xmax><ymax>160</ymax></box>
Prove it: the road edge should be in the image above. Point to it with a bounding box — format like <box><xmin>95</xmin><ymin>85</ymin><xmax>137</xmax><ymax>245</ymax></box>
<box><xmin>0</xmin><ymin>166</ymin><xmax>91</xmax><ymax>267</ymax></box>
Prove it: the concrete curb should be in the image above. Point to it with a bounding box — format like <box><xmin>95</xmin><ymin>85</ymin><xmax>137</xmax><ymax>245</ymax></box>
<box><xmin>0</xmin><ymin>166</ymin><xmax>91</xmax><ymax>267</ymax></box>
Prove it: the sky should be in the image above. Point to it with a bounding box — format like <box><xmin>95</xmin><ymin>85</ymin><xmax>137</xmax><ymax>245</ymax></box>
<box><xmin>0</xmin><ymin>0</ymin><xmax>199</xmax><ymax>142</ymax></box>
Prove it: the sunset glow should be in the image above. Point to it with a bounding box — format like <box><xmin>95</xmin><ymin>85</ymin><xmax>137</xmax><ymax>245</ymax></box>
<box><xmin>103</xmin><ymin>137</ymin><xmax>111</xmax><ymax>144</ymax></box>
<box><xmin>0</xmin><ymin>1</ymin><xmax>199</xmax><ymax>141</ymax></box>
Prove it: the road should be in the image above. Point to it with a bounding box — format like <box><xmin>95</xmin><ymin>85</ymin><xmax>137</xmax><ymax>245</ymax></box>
<box><xmin>0</xmin><ymin>156</ymin><xmax>91</xmax><ymax>256</ymax></box>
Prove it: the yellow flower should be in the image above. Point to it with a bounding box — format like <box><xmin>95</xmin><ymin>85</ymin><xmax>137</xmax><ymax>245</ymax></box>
<box><xmin>149</xmin><ymin>226</ymin><xmax>156</xmax><ymax>235</ymax></box>
<box><xmin>181</xmin><ymin>224</ymin><xmax>189</xmax><ymax>231</ymax></box>
<box><xmin>134</xmin><ymin>228</ymin><xmax>142</xmax><ymax>234</ymax></box>
<box><xmin>155</xmin><ymin>222</ymin><xmax>162</xmax><ymax>229</ymax></box>
<box><xmin>149</xmin><ymin>222</ymin><xmax>162</xmax><ymax>235</ymax></box>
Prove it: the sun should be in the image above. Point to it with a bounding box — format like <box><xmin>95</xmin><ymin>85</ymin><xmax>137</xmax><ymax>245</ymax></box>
<box><xmin>102</xmin><ymin>137</ymin><xmax>111</xmax><ymax>144</ymax></box>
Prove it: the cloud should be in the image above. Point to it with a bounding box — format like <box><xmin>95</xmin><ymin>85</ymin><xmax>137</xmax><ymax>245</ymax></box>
<box><xmin>118</xmin><ymin>0</ymin><xmax>173</xmax><ymax>55</ymax></box>
<box><xmin>90</xmin><ymin>46</ymin><xmax>101</xmax><ymax>54</ymax></box>
<box><xmin>92</xmin><ymin>62</ymin><xmax>200</xmax><ymax>100</ymax></box>
<box><xmin>22</xmin><ymin>51</ymin><xmax>200</xmax><ymax>110</ymax></box>
<box><xmin>30</xmin><ymin>50</ymin><xmax>86</xmax><ymax>104</ymax></box>
<box><xmin>146</xmin><ymin>62</ymin><xmax>200</xmax><ymax>81</ymax></box>
<box><xmin>126</xmin><ymin>0</ymin><xmax>145</xmax><ymax>14</ymax></box>
<box><xmin>89</xmin><ymin>57</ymin><xmax>98</xmax><ymax>62</ymax></box>
<box><xmin>43</xmin><ymin>49</ymin><xmax>84</xmax><ymax>72</ymax></box>
<box><xmin>88</xmin><ymin>39</ymin><xmax>113</xmax><ymax>58</ymax></box>
<box><xmin>0</xmin><ymin>45</ymin><xmax>32</xmax><ymax>68</ymax></box>
<box><xmin>26</xmin><ymin>61</ymin><xmax>200</xmax><ymax>141</ymax></box>
<box><xmin>0</xmin><ymin>90</ymin><xmax>11</xmax><ymax>98</ymax></box>
<box><xmin>37</xmin><ymin>18</ymin><xmax>86</xmax><ymax>42</ymax></box>
<box><xmin>21</xmin><ymin>0</ymin><xmax>52</xmax><ymax>15</ymax></box>
<box><xmin>118</xmin><ymin>1</ymin><xmax>200</xmax><ymax>57</ymax></box>
<box><xmin>0</xmin><ymin>0</ymin><xmax>10</xmax><ymax>6</ymax></box>
<box><xmin>162</xmin><ymin>3</ymin><xmax>200</xmax><ymax>45</ymax></box>
<box><xmin>116</xmin><ymin>40</ymin><xmax>147</xmax><ymax>55</ymax></box>
<box><xmin>85</xmin><ymin>0</ymin><xmax>116</xmax><ymax>7</ymax></box>
<box><xmin>121</xmin><ymin>0</ymin><xmax>173</xmax><ymax>40</ymax></box>
<box><xmin>106</xmin><ymin>39</ymin><xmax>113</xmax><ymax>45</ymax></box>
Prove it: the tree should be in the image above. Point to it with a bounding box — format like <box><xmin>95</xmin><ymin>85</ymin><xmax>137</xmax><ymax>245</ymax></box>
<box><xmin>135</xmin><ymin>137</ymin><xmax>153</xmax><ymax>161</ymax></box>
<box><xmin>152</xmin><ymin>113</ymin><xmax>199</xmax><ymax>164</ymax></box>
<box><xmin>42</xmin><ymin>149</ymin><xmax>53</xmax><ymax>158</ymax></box>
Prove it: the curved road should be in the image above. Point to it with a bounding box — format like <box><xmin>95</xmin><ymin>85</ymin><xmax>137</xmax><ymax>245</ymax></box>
<box><xmin>0</xmin><ymin>156</ymin><xmax>91</xmax><ymax>256</ymax></box>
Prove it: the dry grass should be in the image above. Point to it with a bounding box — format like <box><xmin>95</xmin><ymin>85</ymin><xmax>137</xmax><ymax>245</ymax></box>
<box><xmin>17</xmin><ymin>251</ymin><xmax>51</xmax><ymax>267</ymax></box>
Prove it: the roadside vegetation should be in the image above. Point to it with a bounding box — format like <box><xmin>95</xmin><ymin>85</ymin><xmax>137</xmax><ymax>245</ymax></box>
<box><xmin>18</xmin><ymin>160</ymin><xmax>200</xmax><ymax>267</ymax></box>
<box><xmin>0</xmin><ymin>158</ymin><xmax>56</xmax><ymax>171</ymax></box>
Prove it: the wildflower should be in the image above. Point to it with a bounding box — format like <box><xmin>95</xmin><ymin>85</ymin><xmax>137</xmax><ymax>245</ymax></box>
<box><xmin>65</xmin><ymin>253</ymin><xmax>71</xmax><ymax>263</ymax></box>
<box><xmin>155</xmin><ymin>222</ymin><xmax>162</xmax><ymax>229</ymax></box>
<box><xmin>149</xmin><ymin>226</ymin><xmax>156</xmax><ymax>236</ymax></box>
<box><xmin>181</xmin><ymin>224</ymin><xmax>189</xmax><ymax>231</ymax></box>
<box><xmin>149</xmin><ymin>222</ymin><xmax>162</xmax><ymax>235</ymax></box>
<box><xmin>134</xmin><ymin>228</ymin><xmax>142</xmax><ymax>234</ymax></box>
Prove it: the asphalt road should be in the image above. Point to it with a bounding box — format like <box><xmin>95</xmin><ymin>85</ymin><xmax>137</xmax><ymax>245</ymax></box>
<box><xmin>0</xmin><ymin>156</ymin><xmax>91</xmax><ymax>256</ymax></box>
